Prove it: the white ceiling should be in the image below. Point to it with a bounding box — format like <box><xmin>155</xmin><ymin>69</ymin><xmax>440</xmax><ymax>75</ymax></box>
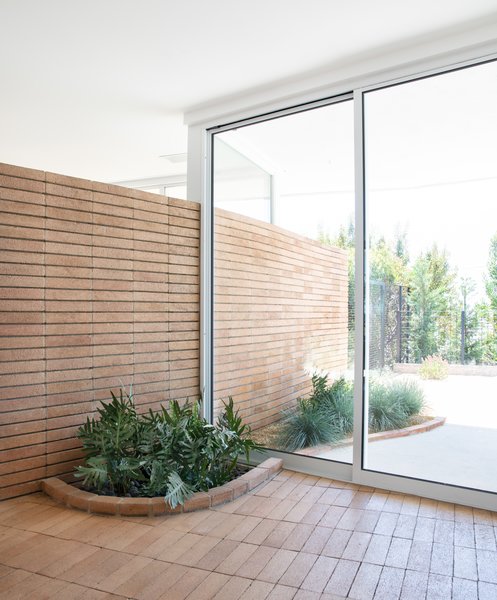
<box><xmin>1</xmin><ymin>0</ymin><xmax>497</xmax><ymax>183</ymax></box>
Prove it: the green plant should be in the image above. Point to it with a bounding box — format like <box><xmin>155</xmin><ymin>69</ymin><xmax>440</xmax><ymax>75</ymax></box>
<box><xmin>277</xmin><ymin>374</ymin><xmax>424</xmax><ymax>450</ymax></box>
<box><xmin>368</xmin><ymin>378</ymin><xmax>425</xmax><ymax>431</ymax></box>
<box><xmin>76</xmin><ymin>389</ymin><xmax>147</xmax><ymax>496</ymax></box>
<box><xmin>278</xmin><ymin>398</ymin><xmax>339</xmax><ymax>451</ymax></box>
<box><xmin>318</xmin><ymin>377</ymin><xmax>354</xmax><ymax>436</ymax></box>
<box><xmin>388</xmin><ymin>379</ymin><xmax>425</xmax><ymax>416</ymax></box>
<box><xmin>419</xmin><ymin>355</ymin><xmax>449</xmax><ymax>380</ymax></box>
<box><xmin>277</xmin><ymin>375</ymin><xmax>353</xmax><ymax>451</ymax></box>
<box><xmin>75</xmin><ymin>390</ymin><xmax>262</xmax><ymax>507</ymax></box>
<box><xmin>368</xmin><ymin>382</ymin><xmax>409</xmax><ymax>432</ymax></box>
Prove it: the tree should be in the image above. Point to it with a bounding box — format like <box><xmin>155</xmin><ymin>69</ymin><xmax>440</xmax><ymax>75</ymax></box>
<box><xmin>369</xmin><ymin>236</ymin><xmax>409</xmax><ymax>285</ymax></box>
<box><xmin>320</xmin><ymin>223</ymin><xmax>410</xmax><ymax>367</ymax></box>
<box><xmin>475</xmin><ymin>233</ymin><xmax>497</xmax><ymax>364</ymax></box>
<box><xmin>407</xmin><ymin>245</ymin><xmax>457</xmax><ymax>361</ymax></box>
<box><xmin>485</xmin><ymin>233</ymin><xmax>497</xmax><ymax>329</ymax></box>
<box><xmin>394</xmin><ymin>229</ymin><xmax>409</xmax><ymax>265</ymax></box>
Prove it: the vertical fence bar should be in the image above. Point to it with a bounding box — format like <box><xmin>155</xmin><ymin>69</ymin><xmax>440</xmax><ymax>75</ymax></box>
<box><xmin>405</xmin><ymin>287</ymin><xmax>411</xmax><ymax>363</ymax></box>
<box><xmin>380</xmin><ymin>283</ymin><xmax>386</xmax><ymax>368</ymax></box>
<box><xmin>397</xmin><ymin>285</ymin><xmax>403</xmax><ymax>363</ymax></box>
<box><xmin>460</xmin><ymin>309</ymin><xmax>466</xmax><ymax>364</ymax></box>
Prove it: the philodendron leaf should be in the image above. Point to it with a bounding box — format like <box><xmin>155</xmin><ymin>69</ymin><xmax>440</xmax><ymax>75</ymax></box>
<box><xmin>75</xmin><ymin>456</ymin><xmax>108</xmax><ymax>490</ymax></box>
<box><xmin>164</xmin><ymin>471</ymin><xmax>194</xmax><ymax>509</ymax></box>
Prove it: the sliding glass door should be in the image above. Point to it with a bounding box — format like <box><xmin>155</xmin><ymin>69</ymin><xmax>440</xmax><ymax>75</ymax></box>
<box><xmin>211</xmin><ymin>98</ymin><xmax>355</xmax><ymax>464</ymax></box>
<box><xmin>207</xmin><ymin>56</ymin><xmax>497</xmax><ymax>507</ymax></box>
<box><xmin>363</xmin><ymin>59</ymin><xmax>497</xmax><ymax>494</ymax></box>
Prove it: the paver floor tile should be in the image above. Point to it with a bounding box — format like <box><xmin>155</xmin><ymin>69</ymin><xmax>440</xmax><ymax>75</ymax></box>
<box><xmin>39</xmin><ymin>542</ymin><xmax>100</xmax><ymax>578</ymax></box>
<box><xmin>426</xmin><ymin>573</ymin><xmax>452</xmax><ymax>599</ymax></box>
<box><xmin>214</xmin><ymin>576</ymin><xmax>252</xmax><ymax>600</ymax></box>
<box><xmin>97</xmin><ymin>555</ymin><xmax>153</xmax><ymax>593</ymax></box>
<box><xmin>279</xmin><ymin>552</ymin><xmax>317</xmax><ymax>588</ymax></box>
<box><xmin>195</xmin><ymin>539</ymin><xmax>239</xmax><ymax>571</ymax></box>
<box><xmin>373</xmin><ymin>566</ymin><xmax>404</xmax><ymax>600</ymax></box>
<box><xmin>183</xmin><ymin>571</ymin><xmax>230</xmax><ymax>600</ymax></box>
<box><xmin>114</xmin><ymin>559</ymin><xmax>172</xmax><ymax>598</ymax></box>
<box><xmin>256</xmin><ymin>548</ymin><xmax>298</xmax><ymax>584</ymax></box>
<box><xmin>235</xmin><ymin>545</ymin><xmax>277</xmax><ymax>579</ymax></box>
<box><xmin>399</xmin><ymin>569</ymin><xmax>428</xmax><ymax>600</ymax></box>
<box><xmin>452</xmin><ymin>577</ymin><xmax>478</xmax><ymax>600</ymax></box>
<box><xmin>238</xmin><ymin>579</ymin><xmax>274</xmax><ymax>599</ymax></box>
<box><xmin>1</xmin><ymin>469</ymin><xmax>497</xmax><ymax>600</ymax></box>
<box><xmin>215</xmin><ymin>542</ymin><xmax>258</xmax><ymax>575</ymax></box>
<box><xmin>266</xmin><ymin>583</ymin><xmax>298</xmax><ymax>599</ymax></box>
<box><xmin>324</xmin><ymin>558</ymin><xmax>359</xmax><ymax>597</ymax></box>
<box><xmin>348</xmin><ymin>562</ymin><xmax>382</xmax><ymax>600</ymax></box>
<box><xmin>301</xmin><ymin>556</ymin><xmax>338</xmax><ymax>593</ymax></box>
<box><xmin>225</xmin><ymin>515</ymin><xmax>261</xmax><ymax>542</ymax></box>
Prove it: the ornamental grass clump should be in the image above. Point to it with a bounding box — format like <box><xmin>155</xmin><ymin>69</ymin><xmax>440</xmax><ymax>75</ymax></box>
<box><xmin>278</xmin><ymin>374</ymin><xmax>425</xmax><ymax>451</ymax></box>
<box><xmin>278</xmin><ymin>397</ymin><xmax>340</xmax><ymax>452</ymax></box>
<box><xmin>75</xmin><ymin>388</ymin><xmax>262</xmax><ymax>508</ymax></box>
<box><xmin>278</xmin><ymin>375</ymin><xmax>353</xmax><ymax>451</ymax></box>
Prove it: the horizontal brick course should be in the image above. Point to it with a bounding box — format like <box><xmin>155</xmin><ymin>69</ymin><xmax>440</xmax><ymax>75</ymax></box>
<box><xmin>0</xmin><ymin>162</ymin><xmax>200</xmax><ymax>499</ymax></box>
<box><xmin>213</xmin><ymin>208</ymin><xmax>348</xmax><ymax>430</ymax></box>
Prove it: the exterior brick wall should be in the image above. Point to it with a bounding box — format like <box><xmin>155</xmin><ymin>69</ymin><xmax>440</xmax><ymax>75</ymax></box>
<box><xmin>0</xmin><ymin>163</ymin><xmax>200</xmax><ymax>500</ymax></box>
<box><xmin>0</xmin><ymin>162</ymin><xmax>348</xmax><ymax>499</ymax></box>
<box><xmin>213</xmin><ymin>208</ymin><xmax>349</xmax><ymax>431</ymax></box>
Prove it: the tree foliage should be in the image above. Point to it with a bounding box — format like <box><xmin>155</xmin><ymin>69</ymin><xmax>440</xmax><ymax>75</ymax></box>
<box><xmin>407</xmin><ymin>245</ymin><xmax>457</xmax><ymax>361</ymax></box>
<box><xmin>486</xmin><ymin>234</ymin><xmax>497</xmax><ymax>328</ymax></box>
<box><xmin>320</xmin><ymin>223</ymin><xmax>497</xmax><ymax>366</ymax></box>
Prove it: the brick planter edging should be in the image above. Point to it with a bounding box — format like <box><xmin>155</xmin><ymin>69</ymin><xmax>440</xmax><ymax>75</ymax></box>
<box><xmin>297</xmin><ymin>416</ymin><xmax>446</xmax><ymax>457</ymax></box>
<box><xmin>41</xmin><ymin>457</ymin><xmax>283</xmax><ymax>517</ymax></box>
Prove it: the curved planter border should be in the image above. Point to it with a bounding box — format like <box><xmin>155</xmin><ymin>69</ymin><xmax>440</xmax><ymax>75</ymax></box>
<box><xmin>42</xmin><ymin>457</ymin><xmax>282</xmax><ymax>517</ymax></box>
<box><xmin>297</xmin><ymin>416</ymin><xmax>446</xmax><ymax>457</ymax></box>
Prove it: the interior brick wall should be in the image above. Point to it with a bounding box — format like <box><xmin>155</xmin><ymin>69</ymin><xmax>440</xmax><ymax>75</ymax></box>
<box><xmin>213</xmin><ymin>208</ymin><xmax>349</xmax><ymax>431</ymax></box>
<box><xmin>0</xmin><ymin>162</ymin><xmax>200</xmax><ymax>500</ymax></box>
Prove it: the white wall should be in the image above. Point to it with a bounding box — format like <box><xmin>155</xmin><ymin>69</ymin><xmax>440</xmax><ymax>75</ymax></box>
<box><xmin>186</xmin><ymin>21</ymin><xmax>497</xmax><ymax>206</ymax></box>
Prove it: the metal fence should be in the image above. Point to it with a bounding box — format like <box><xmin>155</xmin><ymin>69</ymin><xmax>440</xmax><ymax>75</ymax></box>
<box><xmin>368</xmin><ymin>281</ymin><xmax>410</xmax><ymax>369</ymax></box>
<box><xmin>364</xmin><ymin>282</ymin><xmax>497</xmax><ymax>368</ymax></box>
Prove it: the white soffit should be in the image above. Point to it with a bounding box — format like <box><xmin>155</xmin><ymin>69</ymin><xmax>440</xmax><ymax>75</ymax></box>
<box><xmin>1</xmin><ymin>0</ymin><xmax>497</xmax><ymax>181</ymax></box>
<box><xmin>184</xmin><ymin>18</ymin><xmax>497</xmax><ymax>126</ymax></box>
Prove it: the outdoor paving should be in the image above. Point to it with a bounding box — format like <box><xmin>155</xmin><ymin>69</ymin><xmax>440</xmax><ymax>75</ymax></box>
<box><xmin>321</xmin><ymin>375</ymin><xmax>497</xmax><ymax>493</ymax></box>
<box><xmin>320</xmin><ymin>424</ymin><xmax>497</xmax><ymax>492</ymax></box>
<box><xmin>1</xmin><ymin>470</ymin><xmax>497</xmax><ymax>599</ymax></box>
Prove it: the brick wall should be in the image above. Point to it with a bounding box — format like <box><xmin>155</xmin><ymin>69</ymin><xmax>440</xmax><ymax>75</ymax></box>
<box><xmin>213</xmin><ymin>208</ymin><xmax>349</xmax><ymax>430</ymax></box>
<box><xmin>0</xmin><ymin>163</ymin><xmax>200</xmax><ymax>500</ymax></box>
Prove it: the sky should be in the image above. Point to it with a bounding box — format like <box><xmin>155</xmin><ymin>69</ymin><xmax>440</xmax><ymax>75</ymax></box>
<box><xmin>214</xmin><ymin>59</ymin><xmax>497</xmax><ymax>303</ymax></box>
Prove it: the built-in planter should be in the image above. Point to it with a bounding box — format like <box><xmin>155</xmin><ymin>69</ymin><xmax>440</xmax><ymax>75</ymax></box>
<box><xmin>42</xmin><ymin>457</ymin><xmax>282</xmax><ymax>516</ymax></box>
<box><xmin>297</xmin><ymin>416</ymin><xmax>446</xmax><ymax>457</ymax></box>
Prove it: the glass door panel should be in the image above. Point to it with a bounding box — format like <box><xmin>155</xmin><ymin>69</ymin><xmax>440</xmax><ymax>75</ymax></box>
<box><xmin>363</xmin><ymin>60</ymin><xmax>497</xmax><ymax>492</ymax></box>
<box><xmin>212</xmin><ymin>99</ymin><xmax>355</xmax><ymax>462</ymax></box>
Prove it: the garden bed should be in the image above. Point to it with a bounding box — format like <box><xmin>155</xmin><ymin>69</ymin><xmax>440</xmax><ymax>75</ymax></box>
<box><xmin>42</xmin><ymin>457</ymin><xmax>282</xmax><ymax>516</ymax></box>
<box><xmin>296</xmin><ymin>416</ymin><xmax>445</xmax><ymax>457</ymax></box>
<box><xmin>252</xmin><ymin>415</ymin><xmax>445</xmax><ymax>455</ymax></box>
<box><xmin>251</xmin><ymin>375</ymin><xmax>427</xmax><ymax>453</ymax></box>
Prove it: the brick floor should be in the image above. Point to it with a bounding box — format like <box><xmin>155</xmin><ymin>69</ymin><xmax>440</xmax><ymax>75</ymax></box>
<box><xmin>0</xmin><ymin>471</ymin><xmax>497</xmax><ymax>599</ymax></box>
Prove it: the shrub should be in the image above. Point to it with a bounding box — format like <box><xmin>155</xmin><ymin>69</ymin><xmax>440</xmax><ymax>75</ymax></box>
<box><xmin>368</xmin><ymin>382</ymin><xmax>409</xmax><ymax>432</ymax></box>
<box><xmin>419</xmin><ymin>355</ymin><xmax>449</xmax><ymax>380</ymax></box>
<box><xmin>368</xmin><ymin>378</ymin><xmax>425</xmax><ymax>432</ymax></box>
<box><xmin>278</xmin><ymin>398</ymin><xmax>340</xmax><ymax>451</ymax></box>
<box><xmin>76</xmin><ymin>389</ymin><xmax>261</xmax><ymax>507</ymax></box>
<box><xmin>313</xmin><ymin>376</ymin><xmax>354</xmax><ymax>437</ymax></box>
<box><xmin>389</xmin><ymin>379</ymin><xmax>425</xmax><ymax>416</ymax></box>
<box><xmin>277</xmin><ymin>375</ymin><xmax>353</xmax><ymax>451</ymax></box>
<box><xmin>278</xmin><ymin>374</ymin><xmax>424</xmax><ymax>450</ymax></box>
